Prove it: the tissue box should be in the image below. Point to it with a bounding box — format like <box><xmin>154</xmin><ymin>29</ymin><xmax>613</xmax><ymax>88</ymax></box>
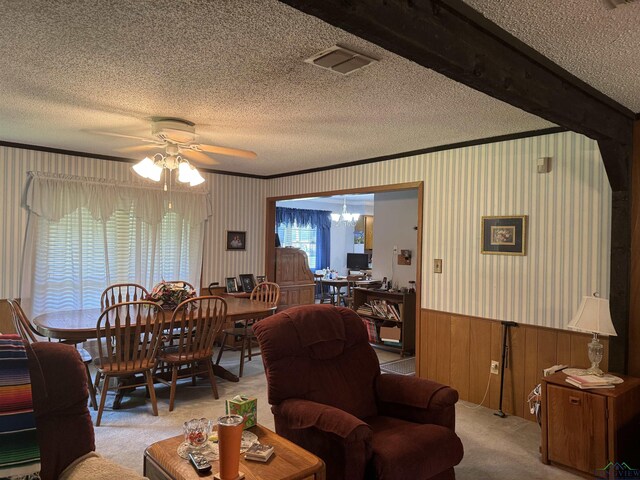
<box><xmin>225</xmin><ymin>395</ymin><xmax>257</xmax><ymax>429</ymax></box>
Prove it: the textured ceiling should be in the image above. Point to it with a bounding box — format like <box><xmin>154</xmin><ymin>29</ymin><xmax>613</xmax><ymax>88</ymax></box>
<box><xmin>0</xmin><ymin>0</ymin><xmax>561</xmax><ymax>176</ymax></box>
<box><xmin>465</xmin><ymin>0</ymin><xmax>640</xmax><ymax>112</ymax></box>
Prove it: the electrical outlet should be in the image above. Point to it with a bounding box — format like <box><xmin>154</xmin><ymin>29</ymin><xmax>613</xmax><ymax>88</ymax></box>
<box><xmin>490</xmin><ymin>361</ymin><xmax>499</xmax><ymax>375</ymax></box>
<box><xmin>393</xmin><ymin>245</ymin><xmax>398</xmax><ymax>254</ymax></box>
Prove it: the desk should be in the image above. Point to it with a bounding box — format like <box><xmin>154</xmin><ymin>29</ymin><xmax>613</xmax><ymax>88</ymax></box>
<box><xmin>33</xmin><ymin>297</ymin><xmax>276</xmax><ymax>383</ymax></box>
<box><xmin>143</xmin><ymin>424</ymin><xmax>325</xmax><ymax>480</ymax></box>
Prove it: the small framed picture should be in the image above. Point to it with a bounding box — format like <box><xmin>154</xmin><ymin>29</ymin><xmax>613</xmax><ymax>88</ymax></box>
<box><xmin>239</xmin><ymin>274</ymin><xmax>256</xmax><ymax>293</ymax></box>
<box><xmin>225</xmin><ymin>277</ymin><xmax>239</xmax><ymax>293</ymax></box>
<box><xmin>481</xmin><ymin>216</ymin><xmax>527</xmax><ymax>255</ymax></box>
<box><xmin>226</xmin><ymin>231</ymin><xmax>246</xmax><ymax>251</ymax></box>
<box><xmin>256</xmin><ymin>275</ymin><xmax>266</xmax><ymax>284</ymax></box>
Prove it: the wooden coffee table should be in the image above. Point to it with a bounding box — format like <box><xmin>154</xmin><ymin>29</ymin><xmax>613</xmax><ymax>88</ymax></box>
<box><xmin>143</xmin><ymin>424</ymin><xmax>325</xmax><ymax>480</ymax></box>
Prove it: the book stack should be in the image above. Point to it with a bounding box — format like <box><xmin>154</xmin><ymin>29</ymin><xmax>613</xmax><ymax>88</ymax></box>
<box><xmin>565</xmin><ymin>374</ymin><xmax>615</xmax><ymax>389</ymax></box>
<box><xmin>244</xmin><ymin>443</ymin><xmax>275</xmax><ymax>462</ymax></box>
<box><xmin>363</xmin><ymin>300</ymin><xmax>402</xmax><ymax>321</ymax></box>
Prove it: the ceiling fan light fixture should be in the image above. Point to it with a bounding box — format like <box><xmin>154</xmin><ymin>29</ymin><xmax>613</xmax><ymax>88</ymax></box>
<box><xmin>177</xmin><ymin>161</ymin><xmax>193</xmax><ymax>183</ymax></box>
<box><xmin>189</xmin><ymin>167</ymin><xmax>205</xmax><ymax>186</ymax></box>
<box><xmin>133</xmin><ymin>152</ymin><xmax>204</xmax><ymax>187</ymax></box>
<box><xmin>133</xmin><ymin>157</ymin><xmax>162</xmax><ymax>182</ymax></box>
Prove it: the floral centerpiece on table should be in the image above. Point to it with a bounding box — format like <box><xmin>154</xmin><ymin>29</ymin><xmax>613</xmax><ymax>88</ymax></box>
<box><xmin>147</xmin><ymin>281</ymin><xmax>196</xmax><ymax>310</ymax></box>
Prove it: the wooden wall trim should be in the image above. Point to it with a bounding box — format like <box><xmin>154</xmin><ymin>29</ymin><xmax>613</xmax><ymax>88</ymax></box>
<box><xmin>264</xmin><ymin>182</ymin><xmax>424</xmax><ymax>313</ymax></box>
<box><xmin>629</xmin><ymin>119</ymin><xmax>640</xmax><ymax>376</ymax></box>
<box><xmin>420</xmin><ymin>308</ymin><xmax>609</xmax><ymax>421</ymax></box>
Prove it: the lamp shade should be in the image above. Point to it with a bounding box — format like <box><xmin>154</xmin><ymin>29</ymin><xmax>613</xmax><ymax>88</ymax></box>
<box><xmin>567</xmin><ymin>295</ymin><xmax>617</xmax><ymax>336</ymax></box>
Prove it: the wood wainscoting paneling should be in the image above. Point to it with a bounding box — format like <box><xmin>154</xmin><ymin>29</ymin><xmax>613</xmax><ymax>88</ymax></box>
<box><xmin>419</xmin><ymin>309</ymin><xmax>610</xmax><ymax>421</ymax></box>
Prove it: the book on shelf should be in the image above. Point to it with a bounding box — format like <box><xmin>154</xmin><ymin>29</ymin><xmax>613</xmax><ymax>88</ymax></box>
<box><xmin>387</xmin><ymin>303</ymin><xmax>401</xmax><ymax>321</ymax></box>
<box><xmin>244</xmin><ymin>443</ymin><xmax>275</xmax><ymax>462</ymax></box>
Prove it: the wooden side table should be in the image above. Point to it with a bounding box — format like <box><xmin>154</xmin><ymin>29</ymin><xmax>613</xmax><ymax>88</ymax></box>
<box><xmin>541</xmin><ymin>372</ymin><xmax>640</xmax><ymax>478</ymax></box>
<box><xmin>144</xmin><ymin>424</ymin><xmax>325</xmax><ymax>480</ymax></box>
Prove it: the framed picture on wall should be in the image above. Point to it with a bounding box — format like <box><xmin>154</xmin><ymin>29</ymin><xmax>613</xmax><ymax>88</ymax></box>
<box><xmin>239</xmin><ymin>274</ymin><xmax>256</xmax><ymax>293</ymax></box>
<box><xmin>481</xmin><ymin>216</ymin><xmax>527</xmax><ymax>255</ymax></box>
<box><xmin>226</xmin><ymin>231</ymin><xmax>246</xmax><ymax>251</ymax></box>
<box><xmin>225</xmin><ymin>277</ymin><xmax>239</xmax><ymax>293</ymax></box>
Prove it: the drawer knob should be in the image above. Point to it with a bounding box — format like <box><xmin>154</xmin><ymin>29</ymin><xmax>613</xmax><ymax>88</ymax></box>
<box><xmin>569</xmin><ymin>396</ymin><xmax>581</xmax><ymax>406</ymax></box>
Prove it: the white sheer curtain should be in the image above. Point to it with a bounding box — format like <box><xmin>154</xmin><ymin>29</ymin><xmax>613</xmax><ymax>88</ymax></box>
<box><xmin>20</xmin><ymin>172</ymin><xmax>211</xmax><ymax>317</ymax></box>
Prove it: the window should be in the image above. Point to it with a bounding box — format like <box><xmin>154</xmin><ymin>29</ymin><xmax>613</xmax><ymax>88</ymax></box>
<box><xmin>277</xmin><ymin>223</ymin><xmax>317</xmax><ymax>269</ymax></box>
<box><xmin>22</xmin><ymin>172</ymin><xmax>209</xmax><ymax>317</ymax></box>
<box><xmin>29</xmin><ymin>206</ymin><xmax>199</xmax><ymax>316</ymax></box>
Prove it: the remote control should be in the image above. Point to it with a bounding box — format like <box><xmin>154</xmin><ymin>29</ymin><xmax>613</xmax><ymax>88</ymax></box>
<box><xmin>188</xmin><ymin>452</ymin><xmax>212</xmax><ymax>474</ymax></box>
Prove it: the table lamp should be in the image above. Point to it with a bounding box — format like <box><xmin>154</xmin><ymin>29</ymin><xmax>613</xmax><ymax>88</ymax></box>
<box><xmin>567</xmin><ymin>293</ymin><xmax>617</xmax><ymax>376</ymax></box>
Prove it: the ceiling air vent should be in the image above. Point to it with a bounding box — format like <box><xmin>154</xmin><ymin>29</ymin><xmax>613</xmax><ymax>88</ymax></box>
<box><xmin>304</xmin><ymin>46</ymin><xmax>377</xmax><ymax>75</ymax></box>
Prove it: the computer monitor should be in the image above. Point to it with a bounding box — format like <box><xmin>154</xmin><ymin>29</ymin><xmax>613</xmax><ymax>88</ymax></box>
<box><xmin>346</xmin><ymin>253</ymin><xmax>369</xmax><ymax>270</ymax></box>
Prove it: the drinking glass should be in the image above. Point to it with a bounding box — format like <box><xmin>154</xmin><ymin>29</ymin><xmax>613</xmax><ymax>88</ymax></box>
<box><xmin>216</xmin><ymin>414</ymin><xmax>245</xmax><ymax>480</ymax></box>
<box><xmin>183</xmin><ymin>418</ymin><xmax>212</xmax><ymax>452</ymax></box>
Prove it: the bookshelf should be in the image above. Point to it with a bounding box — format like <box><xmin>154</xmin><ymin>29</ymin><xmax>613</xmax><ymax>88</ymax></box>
<box><xmin>353</xmin><ymin>288</ymin><xmax>415</xmax><ymax>356</ymax></box>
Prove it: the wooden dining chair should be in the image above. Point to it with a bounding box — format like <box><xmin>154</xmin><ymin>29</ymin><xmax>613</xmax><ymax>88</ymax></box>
<box><xmin>215</xmin><ymin>282</ymin><xmax>280</xmax><ymax>377</ymax></box>
<box><xmin>100</xmin><ymin>283</ymin><xmax>149</xmax><ymax>310</ymax></box>
<box><xmin>344</xmin><ymin>275</ymin><xmax>365</xmax><ymax>308</ymax></box>
<box><xmin>7</xmin><ymin>298</ymin><xmax>98</xmax><ymax>410</ymax></box>
<box><xmin>154</xmin><ymin>296</ymin><xmax>227</xmax><ymax>411</ymax></box>
<box><xmin>94</xmin><ymin>301</ymin><xmax>167</xmax><ymax>426</ymax></box>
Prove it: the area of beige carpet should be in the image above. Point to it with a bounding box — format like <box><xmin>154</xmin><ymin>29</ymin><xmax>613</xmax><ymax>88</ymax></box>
<box><xmin>90</xmin><ymin>348</ymin><xmax>581</xmax><ymax>479</ymax></box>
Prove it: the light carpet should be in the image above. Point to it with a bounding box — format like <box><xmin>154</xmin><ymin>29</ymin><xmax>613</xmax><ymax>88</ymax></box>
<box><xmin>379</xmin><ymin>356</ymin><xmax>416</xmax><ymax>376</ymax></box>
<box><xmin>90</xmin><ymin>349</ymin><xmax>581</xmax><ymax>479</ymax></box>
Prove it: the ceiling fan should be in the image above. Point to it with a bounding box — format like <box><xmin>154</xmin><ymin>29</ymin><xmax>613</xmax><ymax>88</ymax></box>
<box><xmin>91</xmin><ymin>117</ymin><xmax>257</xmax><ymax>168</ymax></box>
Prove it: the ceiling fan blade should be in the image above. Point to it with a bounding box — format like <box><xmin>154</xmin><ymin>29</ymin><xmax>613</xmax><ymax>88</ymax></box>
<box><xmin>116</xmin><ymin>144</ymin><xmax>163</xmax><ymax>153</ymax></box>
<box><xmin>197</xmin><ymin>144</ymin><xmax>257</xmax><ymax>159</ymax></box>
<box><xmin>86</xmin><ymin>130</ymin><xmax>160</xmax><ymax>143</ymax></box>
<box><xmin>181</xmin><ymin>149</ymin><xmax>219</xmax><ymax>166</ymax></box>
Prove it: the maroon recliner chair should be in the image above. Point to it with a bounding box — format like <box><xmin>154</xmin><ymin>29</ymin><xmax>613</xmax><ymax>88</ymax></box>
<box><xmin>25</xmin><ymin>341</ymin><xmax>95</xmax><ymax>480</ymax></box>
<box><xmin>253</xmin><ymin>305</ymin><xmax>464</xmax><ymax>480</ymax></box>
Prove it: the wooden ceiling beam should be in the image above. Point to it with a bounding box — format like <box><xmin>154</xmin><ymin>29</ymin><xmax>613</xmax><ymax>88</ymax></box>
<box><xmin>280</xmin><ymin>0</ymin><xmax>634</xmax><ymax>190</ymax></box>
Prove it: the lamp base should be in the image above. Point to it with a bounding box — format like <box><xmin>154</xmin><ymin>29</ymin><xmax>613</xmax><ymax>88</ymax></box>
<box><xmin>585</xmin><ymin>365</ymin><xmax>604</xmax><ymax>376</ymax></box>
<box><xmin>587</xmin><ymin>333</ymin><xmax>605</xmax><ymax>377</ymax></box>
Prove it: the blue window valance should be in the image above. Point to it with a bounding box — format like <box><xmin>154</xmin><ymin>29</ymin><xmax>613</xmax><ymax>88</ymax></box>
<box><xmin>275</xmin><ymin>207</ymin><xmax>332</xmax><ymax>230</ymax></box>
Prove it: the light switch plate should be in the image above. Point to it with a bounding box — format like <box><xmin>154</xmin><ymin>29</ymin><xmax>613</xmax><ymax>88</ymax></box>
<box><xmin>434</xmin><ymin>259</ymin><xmax>443</xmax><ymax>274</ymax></box>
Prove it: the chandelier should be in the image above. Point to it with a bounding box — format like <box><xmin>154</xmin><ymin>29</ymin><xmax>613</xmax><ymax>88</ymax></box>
<box><xmin>330</xmin><ymin>198</ymin><xmax>360</xmax><ymax>226</ymax></box>
<box><xmin>132</xmin><ymin>144</ymin><xmax>205</xmax><ymax>187</ymax></box>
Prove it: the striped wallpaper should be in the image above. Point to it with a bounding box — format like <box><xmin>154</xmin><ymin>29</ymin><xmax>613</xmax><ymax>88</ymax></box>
<box><xmin>0</xmin><ymin>130</ymin><xmax>611</xmax><ymax>330</ymax></box>
<box><xmin>266</xmin><ymin>131</ymin><xmax>611</xmax><ymax>330</ymax></box>
<box><xmin>0</xmin><ymin>147</ymin><xmax>267</xmax><ymax>300</ymax></box>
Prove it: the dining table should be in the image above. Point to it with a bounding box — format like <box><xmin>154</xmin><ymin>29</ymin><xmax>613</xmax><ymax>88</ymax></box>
<box><xmin>33</xmin><ymin>296</ymin><xmax>277</xmax><ymax>388</ymax></box>
<box><xmin>316</xmin><ymin>277</ymin><xmax>382</xmax><ymax>306</ymax></box>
